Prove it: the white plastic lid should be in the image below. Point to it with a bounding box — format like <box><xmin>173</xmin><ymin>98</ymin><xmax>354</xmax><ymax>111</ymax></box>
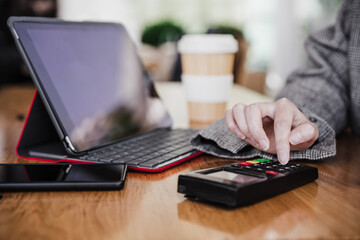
<box><xmin>178</xmin><ymin>34</ymin><xmax>238</xmax><ymax>54</ymax></box>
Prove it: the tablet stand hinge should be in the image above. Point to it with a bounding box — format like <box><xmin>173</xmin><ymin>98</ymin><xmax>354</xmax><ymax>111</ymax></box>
<box><xmin>64</xmin><ymin>136</ymin><xmax>76</xmax><ymax>152</ymax></box>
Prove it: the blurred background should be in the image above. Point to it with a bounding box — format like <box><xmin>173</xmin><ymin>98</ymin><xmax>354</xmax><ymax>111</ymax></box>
<box><xmin>0</xmin><ymin>0</ymin><xmax>342</xmax><ymax>97</ymax></box>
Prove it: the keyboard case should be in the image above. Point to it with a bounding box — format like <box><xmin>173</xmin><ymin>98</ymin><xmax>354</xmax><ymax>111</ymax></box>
<box><xmin>16</xmin><ymin>92</ymin><xmax>201</xmax><ymax>172</ymax></box>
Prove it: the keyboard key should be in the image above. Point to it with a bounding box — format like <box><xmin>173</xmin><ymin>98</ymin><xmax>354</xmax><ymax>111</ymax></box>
<box><xmin>146</xmin><ymin>152</ymin><xmax>163</xmax><ymax>158</ymax></box>
<box><xmin>139</xmin><ymin>152</ymin><xmax>178</xmax><ymax>168</ymax></box>
<box><xmin>158</xmin><ymin>149</ymin><xmax>170</xmax><ymax>154</ymax></box>
<box><xmin>127</xmin><ymin>158</ymin><xmax>147</xmax><ymax>165</ymax></box>
<box><xmin>255</xmin><ymin>158</ymin><xmax>271</xmax><ymax>162</ymax></box>
<box><xmin>238</xmin><ymin>162</ymin><xmax>252</xmax><ymax>166</ymax></box>
<box><xmin>169</xmin><ymin>146</ymin><xmax>194</xmax><ymax>156</ymax></box>
<box><xmin>103</xmin><ymin>156</ymin><xmax>117</xmax><ymax>161</ymax></box>
<box><xmin>154</xmin><ymin>153</ymin><xmax>178</xmax><ymax>164</ymax></box>
<box><xmin>246</xmin><ymin>161</ymin><xmax>259</xmax><ymax>164</ymax></box>
<box><xmin>136</xmin><ymin>155</ymin><xmax>155</xmax><ymax>162</ymax></box>
<box><xmin>138</xmin><ymin>160</ymin><xmax>160</xmax><ymax>168</ymax></box>
<box><xmin>120</xmin><ymin>156</ymin><xmax>137</xmax><ymax>162</ymax></box>
<box><xmin>112</xmin><ymin>159</ymin><xmax>126</xmax><ymax>164</ymax></box>
<box><xmin>98</xmin><ymin>158</ymin><xmax>113</xmax><ymax>163</ymax></box>
<box><xmin>166</xmin><ymin>145</ymin><xmax>184</xmax><ymax>151</ymax></box>
<box><xmin>255</xmin><ymin>168</ymin><xmax>265</xmax><ymax>172</ymax></box>
<box><xmin>132</xmin><ymin>152</ymin><xmax>145</xmax><ymax>158</ymax></box>
<box><xmin>265</xmin><ymin>170</ymin><xmax>278</xmax><ymax>175</ymax></box>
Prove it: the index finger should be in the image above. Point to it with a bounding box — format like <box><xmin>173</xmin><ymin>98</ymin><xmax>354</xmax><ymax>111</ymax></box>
<box><xmin>274</xmin><ymin>100</ymin><xmax>294</xmax><ymax>165</ymax></box>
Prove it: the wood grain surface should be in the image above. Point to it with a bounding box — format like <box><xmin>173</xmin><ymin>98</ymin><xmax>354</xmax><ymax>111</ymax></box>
<box><xmin>0</xmin><ymin>83</ymin><xmax>359</xmax><ymax>240</ymax></box>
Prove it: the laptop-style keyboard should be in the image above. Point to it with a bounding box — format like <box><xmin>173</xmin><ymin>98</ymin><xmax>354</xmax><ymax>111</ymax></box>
<box><xmin>78</xmin><ymin>129</ymin><xmax>199</xmax><ymax>168</ymax></box>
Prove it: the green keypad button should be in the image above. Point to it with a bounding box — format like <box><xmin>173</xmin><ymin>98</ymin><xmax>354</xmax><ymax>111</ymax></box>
<box><xmin>254</xmin><ymin>158</ymin><xmax>270</xmax><ymax>163</ymax></box>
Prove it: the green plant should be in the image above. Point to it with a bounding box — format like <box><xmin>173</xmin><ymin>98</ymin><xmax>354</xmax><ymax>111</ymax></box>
<box><xmin>206</xmin><ymin>25</ymin><xmax>244</xmax><ymax>40</ymax></box>
<box><xmin>141</xmin><ymin>20</ymin><xmax>185</xmax><ymax>47</ymax></box>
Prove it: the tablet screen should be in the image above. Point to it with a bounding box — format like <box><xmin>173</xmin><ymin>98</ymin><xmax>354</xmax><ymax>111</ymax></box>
<box><xmin>14</xmin><ymin>21</ymin><xmax>172</xmax><ymax>152</ymax></box>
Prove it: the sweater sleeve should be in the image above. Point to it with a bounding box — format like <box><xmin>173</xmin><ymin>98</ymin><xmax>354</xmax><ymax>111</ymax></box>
<box><xmin>190</xmin><ymin>0</ymin><xmax>355</xmax><ymax>161</ymax></box>
<box><xmin>276</xmin><ymin>0</ymin><xmax>353</xmax><ymax>135</ymax></box>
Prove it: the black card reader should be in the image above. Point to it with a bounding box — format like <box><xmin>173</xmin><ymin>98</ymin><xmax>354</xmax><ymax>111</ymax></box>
<box><xmin>178</xmin><ymin>159</ymin><xmax>318</xmax><ymax>207</ymax></box>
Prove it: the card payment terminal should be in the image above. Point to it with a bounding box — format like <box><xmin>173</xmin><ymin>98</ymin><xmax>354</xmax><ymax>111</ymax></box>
<box><xmin>178</xmin><ymin>159</ymin><xmax>318</xmax><ymax>207</ymax></box>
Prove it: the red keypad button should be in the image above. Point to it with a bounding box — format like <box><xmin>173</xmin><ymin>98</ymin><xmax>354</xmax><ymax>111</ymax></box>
<box><xmin>238</xmin><ymin>162</ymin><xmax>252</xmax><ymax>166</ymax></box>
<box><xmin>265</xmin><ymin>170</ymin><xmax>278</xmax><ymax>175</ymax></box>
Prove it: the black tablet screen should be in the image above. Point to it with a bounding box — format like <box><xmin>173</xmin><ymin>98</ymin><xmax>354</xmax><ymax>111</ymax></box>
<box><xmin>14</xmin><ymin>21</ymin><xmax>172</xmax><ymax>152</ymax></box>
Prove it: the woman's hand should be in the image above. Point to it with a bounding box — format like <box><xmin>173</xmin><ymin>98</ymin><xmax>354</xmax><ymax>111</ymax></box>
<box><xmin>225</xmin><ymin>98</ymin><xmax>319</xmax><ymax>164</ymax></box>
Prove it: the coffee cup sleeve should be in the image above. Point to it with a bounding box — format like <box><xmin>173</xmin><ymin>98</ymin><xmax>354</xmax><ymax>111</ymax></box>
<box><xmin>182</xmin><ymin>74</ymin><xmax>233</xmax><ymax>103</ymax></box>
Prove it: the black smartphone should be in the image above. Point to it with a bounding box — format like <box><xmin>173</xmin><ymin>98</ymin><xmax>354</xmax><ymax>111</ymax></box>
<box><xmin>0</xmin><ymin>163</ymin><xmax>127</xmax><ymax>191</ymax></box>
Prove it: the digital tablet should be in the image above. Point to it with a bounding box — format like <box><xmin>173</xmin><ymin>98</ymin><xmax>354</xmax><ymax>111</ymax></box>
<box><xmin>7</xmin><ymin>17</ymin><xmax>172</xmax><ymax>155</ymax></box>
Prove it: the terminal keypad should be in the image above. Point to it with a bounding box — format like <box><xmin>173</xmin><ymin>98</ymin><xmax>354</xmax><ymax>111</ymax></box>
<box><xmin>231</xmin><ymin>158</ymin><xmax>303</xmax><ymax>175</ymax></box>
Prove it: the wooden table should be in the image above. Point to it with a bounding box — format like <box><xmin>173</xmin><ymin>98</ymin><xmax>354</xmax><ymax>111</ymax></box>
<box><xmin>0</xmin><ymin>82</ymin><xmax>359</xmax><ymax>240</ymax></box>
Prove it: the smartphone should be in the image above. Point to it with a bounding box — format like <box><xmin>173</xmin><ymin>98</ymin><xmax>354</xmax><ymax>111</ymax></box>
<box><xmin>0</xmin><ymin>163</ymin><xmax>127</xmax><ymax>191</ymax></box>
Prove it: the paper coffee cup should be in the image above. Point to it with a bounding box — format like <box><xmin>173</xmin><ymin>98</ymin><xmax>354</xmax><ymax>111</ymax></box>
<box><xmin>178</xmin><ymin>34</ymin><xmax>238</xmax><ymax>127</ymax></box>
